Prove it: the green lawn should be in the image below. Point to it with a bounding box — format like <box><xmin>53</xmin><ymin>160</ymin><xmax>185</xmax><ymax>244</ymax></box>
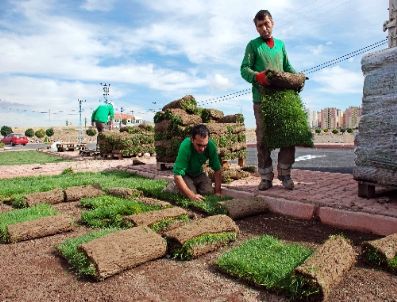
<box><xmin>0</xmin><ymin>150</ymin><xmax>67</xmax><ymax>165</ymax></box>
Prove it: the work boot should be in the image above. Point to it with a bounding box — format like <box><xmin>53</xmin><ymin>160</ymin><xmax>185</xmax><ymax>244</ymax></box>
<box><xmin>258</xmin><ymin>179</ymin><xmax>273</xmax><ymax>191</ymax></box>
<box><xmin>278</xmin><ymin>175</ymin><xmax>294</xmax><ymax>190</ymax></box>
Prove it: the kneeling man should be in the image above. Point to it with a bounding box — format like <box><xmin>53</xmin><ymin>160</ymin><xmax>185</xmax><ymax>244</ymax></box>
<box><xmin>166</xmin><ymin>124</ymin><xmax>222</xmax><ymax>201</ymax></box>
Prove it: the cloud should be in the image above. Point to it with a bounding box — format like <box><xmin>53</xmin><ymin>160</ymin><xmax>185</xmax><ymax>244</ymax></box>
<box><xmin>313</xmin><ymin>66</ymin><xmax>364</xmax><ymax>94</ymax></box>
<box><xmin>81</xmin><ymin>0</ymin><xmax>116</xmax><ymax>12</ymax></box>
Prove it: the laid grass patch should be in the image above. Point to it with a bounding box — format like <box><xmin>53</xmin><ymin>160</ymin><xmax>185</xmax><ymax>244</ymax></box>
<box><xmin>0</xmin><ymin>204</ymin><xmax>57</xmax><ymax>243</ymax></box>
<box><xmin>80</xmin><ymin>195</ymin><xmax>162</xmax><ymax>228</ymax></box>
<box><xmin>216</xmin><ymin>235</ymin><xmax>313</xmax><ymax>298</ymax></box>
<box><xmin>0</xmin><ymin>170</ymin><xmax>167</xmax><ymax>207</ymax></box>
<box><xmin>0</xmin><ymin>150</ymin><xmax>67</xmax><ymax>165</ymax></box>
<box><xmin>171</xmin><ymin>232</ymin><xmax>237</xmax><ymax>260</ymax></box>
<box><xmin>56</xmin><ymin>228</ymin><xmax>119</xmax><ymax>278</ymax></box>
<box><xmin>150</xmin><ymin>214</ymin><xmax>190</xmax><ymax>233</ymax></box>
<box><xmin>141</xmin><ymin>188</ymin><xmax>230</xmax><ymax>215</ymax></box>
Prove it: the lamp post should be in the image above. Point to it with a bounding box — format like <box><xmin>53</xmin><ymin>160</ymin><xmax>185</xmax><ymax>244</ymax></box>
<box><xmin>119</xmin><ymin>106</ymin><xmax>124</xmax><ymax>128</ymax></box>
<box><xmin>100</xmin><ymin>83</ymin><xmax>110</xmax><ymax>103</ymax></box>
<box><xmin>78</xmin><ymin>99</ymin><xmax>86</xmax><ymax>144</ymax></box>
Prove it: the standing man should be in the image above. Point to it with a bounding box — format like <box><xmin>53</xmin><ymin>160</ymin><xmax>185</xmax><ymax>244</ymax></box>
<box><xmin>166</xmin><ymin>124</ymin><xmax>222</xmax><ymax>201</ymax></box>
<box><xmin>91</xmin><ymin>101</ymin><xmax>115</xmax><ymax>133</ymax></box>
<box><xmin>241</xmin><ymin>9</ymin><xmax>296</xmax><ymax>190</ymax></box>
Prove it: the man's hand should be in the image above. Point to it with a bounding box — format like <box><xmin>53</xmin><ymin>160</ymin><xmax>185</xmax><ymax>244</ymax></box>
<box><xmin>189</xmin><ymin>193</ymin><xmax>205</xmax><ymax>202</ymax></box>
<box><xmin>255</xmin><ymin>71</ymin><xmax>269</xmax><ymax>86</ymax></box>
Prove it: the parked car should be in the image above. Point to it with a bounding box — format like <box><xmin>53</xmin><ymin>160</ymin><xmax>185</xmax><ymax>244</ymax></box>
<box><xmin>1</xmin><ymin>133</ymin><xmax>29</xmax><ymax>146</ymax></box>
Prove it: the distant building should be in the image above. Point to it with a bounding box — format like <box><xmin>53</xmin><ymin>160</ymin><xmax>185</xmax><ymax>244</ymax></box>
<box><xmin>320</xmin><ymin>107</ymin><xmax>342</xmax><ymax>129</ymax></box>
<box><xmin>306</xmin><ymin>109</ymin><xmax>319</xmax><ymax>128</ymax></box>
<box><xmin>343</xmin><ymin>106</ymin><xmax>362</xmax><ymax>129</ymax></box>
<box><xmin>113</xmin><ymin>112</ymin><xmax>146</xmax><ymax>128</ymax></box>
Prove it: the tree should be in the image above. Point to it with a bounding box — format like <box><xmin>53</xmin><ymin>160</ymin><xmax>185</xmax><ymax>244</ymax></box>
<box><xmin>315</xmin><ymin>128</ymin><xmax>321</xmax><ymax>134</ymax></box>
<box><xmin>45</xmin><ymin>128</ymin><xmax>54</xmax><ymax>137</ymax></box>
<box><xmin>340</xmin><ymin>128</ymin><xmax>346</xmax><ymax>134</ymax></box>
<box><xmin>1</xmin><ymin>125</ymin><xmax>12</xmax><ymax>137</ymax></box>
<box><xmin>122</xmin><ymin>119</ymin><xmax>127</xmax><ymax>125</ymax></box>
<box><xmin>332</xmin><ymin>129</ymin><xmax>339</xmax><ymax>134</ymax></box>
<box><xmin>323</xmin><ymin>128</ymin><xmax>329</xmax><ymax>133</ymax></box>
<box><xmin>347</xmin><ymin>128</ymin><xmax>353</xmax><ymax>133</ymax></box>
<box><xmin>86</xmin><ymin>128</ymin><xmax>97</xmax><ymax>136</ymax></box>
<box><xmin>35</xmin><ymin>129</ymin><xmax>46</xmax><ymax>139</ymax></box>
<box><xmin>25</xmin><ymin>128</ymin><xmax>35</xmax><ymax>137</ymax></box>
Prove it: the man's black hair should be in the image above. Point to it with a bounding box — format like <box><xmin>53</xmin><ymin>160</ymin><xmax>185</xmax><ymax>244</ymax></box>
<box><xmin>191</xmin><ymin>124</ymin><xmax>210</xmax><ymax>139</ymax></box>
<box><xmin>253</xmin><ymin>10</ymin><xmax>272</xmax><ymax>25</ymax></box>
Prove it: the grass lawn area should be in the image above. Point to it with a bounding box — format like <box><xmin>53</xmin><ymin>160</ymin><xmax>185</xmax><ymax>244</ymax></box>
<box><xmin>0</xmin><ymin>150</ymin><xmax>67</xmax><ymax>165</ymax></box>
<box><xmin>216</xmin><ymin>235</ymin><xmax>313</xmax><ymax>299</ymax></box>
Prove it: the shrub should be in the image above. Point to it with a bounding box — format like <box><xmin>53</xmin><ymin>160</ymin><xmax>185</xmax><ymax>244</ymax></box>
<box><xmin>45</xmin><ymin>128</ymin><xmax>54</xmax><ymax>137</ymax></box>
<box><xmin>1</xmin><ymin>126</ymin><xmax>12</xmax><ymax>137</ymax></box>
<box><xmin>25</xmin><ymin>128</ymin><xmax>35</xmax><ymax>137</ymax></box>
<box><xmin>323</xmin><ymin>128</ymin><xmax>329</xmax><ymax>133</ymax></box>
<box><xmin>35</xmin><ymin>129</ymin><xmax>46</xmax><ymax>138</ymax></box>
<box><xmin>86</xmin><ymin>128</ymin><xmax>97</xmax><ymax>136</ymax></box>
<box><xmin>0</xmin><ymin>142</ymin><xmax>4</xmax><ymax>148</ymax></box>
<box><xmin>332</xmin><ymin>129</ymin><xmax>339</xmax><ymax>134</ymax></box>
<box><xmin>121</xmin><ymin>119</ymin><xmax>127</xmax><ymax>125</ymax></box>
<box><xmin>314</xmin><ymin>128</ymin><xmax>321</xmax><ymax>134</ymax></box>
<box><xmin>347</xmin><ymin>128</ymin><xmax>353</xmax><ymax>133</ymax></box>
<box><xmin>340</xmin><ymin>128</ymin><xmax>346</xmax><ymax>134</ymax></box>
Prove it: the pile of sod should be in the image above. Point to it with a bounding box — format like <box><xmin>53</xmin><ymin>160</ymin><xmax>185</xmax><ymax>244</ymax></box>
<box><xmin>0</xmin><ymin>204</ymin><xmax>57</xmax><ymax>243</ymax></box>
<box><xmin>216</xmin><ymin>235</ymin><xmax>314</xmax><ymax>299</ymax></box>
<box><xmin>80</xmin><ymin>195</ymin><xmax>162</xmax><ymax>228</ymax></box>
<box><xmin>259</xmin><ymin>88</ymin><xmax>313</xmax><ymax>150</ymax></box>
<box><xmin>0</xmin><ymin>150</ymin><xmax>67</xmax><ymax>166</ymax></box>
<box><xmin>0</xmin><ymin>170</ymin><xmax>167</xmax><ymax>208</ymax></box>
<box><xmin>56</xmin><ymin>228</ymin><xmax>119</xmax><ymax>278</ymax></box>
<box><xmin>362</xmin><ymin>233</ymin><xmax>397</xmax><ymax>274</ymax></box>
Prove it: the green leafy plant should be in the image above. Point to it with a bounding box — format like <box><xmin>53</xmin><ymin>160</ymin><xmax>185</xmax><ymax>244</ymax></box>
<box><xmin>314</xmin><ymin>128</ymin><xmax>321</xmax><ymax>134</ymax></box>
<box><xmin>25</xmin><ymin>128</ymin><xmax>35</xmax><ymax>137</ymax></box>
<box><xmin>0</xmin><ymin>142</ymin><xmax>4</xmax><ymax>148</ymax></box>
<box><xmin>45</xmin><ymin>128</ymin><xmax>54</xmax><ymax>137</ymax></box>
<box><xmin>332</xmin><ymin>129</ymin><xmax>339</xmax><ymax>134</ymax></box>
<box><xmin>1</xmin><ymin>125</ymin><xmax>12</xmax><ymax>137</ymax></box>
<box><xmin>35</xmin><ymin>129</ymin><xmax>46</xmax><ymax>139</ymax></box>
<box><xmin>61</xmin><ymin>167</ymin><xmax>74</xmax><ymax>175</ymax></box>
<box><xmin>86</xmin><ymin>128</ymin><xmax>97</xmax><ymax>136</ymax></box>
<box><xmin>150</xmin><ymin>214</ymin><xmax>190</xmax><ymax>233</ymax></box>
<box><xmin>347</xmin><ymin>128</ymin><xmax>353</xmax><ymax>133</ymax></box>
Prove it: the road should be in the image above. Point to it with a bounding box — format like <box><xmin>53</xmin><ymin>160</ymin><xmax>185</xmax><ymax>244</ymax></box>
<box><xmin>5</xmin><ymin>144</ymin><xmax>355</xmax><ymax>174</ymax></box>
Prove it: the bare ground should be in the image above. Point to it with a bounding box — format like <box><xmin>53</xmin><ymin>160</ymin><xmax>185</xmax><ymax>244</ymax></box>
<box><xmin>1</xmin><ymin>201</ymin><xmax>396</xmax><ymax>302</ymax></box>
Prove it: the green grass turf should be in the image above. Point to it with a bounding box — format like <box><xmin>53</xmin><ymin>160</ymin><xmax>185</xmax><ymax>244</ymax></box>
<box><xmin>80</xmin><ymin>195</ymin><xmax>162</xmax><ymax>228</ymax></box>
<box><xmin>363</xmin><ymin>245</ymin><xmax>397</xmax><ymax>274</ymax></box>
<box><xmin>171</xmin><ymin>232</ymin><xmax>237</xmax><ymax>260</ymax></box>
<box><xmin>0</xmin><ymin>150</ymin><xmax>67</xmax><ymax>165</ymax></box>
<box><xmin>0</xmin><ymin>204</ymin><xmax>57</xmax><ymax>243</ymax></box>
<box><xmin>56</xmin><ymin>228</ymin><xmax>119</xmax><ymax>278</ymax></box>
<box><xmin>150</xmin><ymin>214</ymin><xmax>190</xmax><ymax>233</ymax></box>
<box><xmin>216</xmin><ymin>235</ymin><xmax>313</xmax><ymax>297</ymax></box>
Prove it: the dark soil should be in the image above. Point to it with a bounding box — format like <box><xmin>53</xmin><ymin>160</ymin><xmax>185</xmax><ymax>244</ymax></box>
<box><xmin>1</xmin><ymin>201</ymin><xmax>396</xmax><ymax>302</ymax></box>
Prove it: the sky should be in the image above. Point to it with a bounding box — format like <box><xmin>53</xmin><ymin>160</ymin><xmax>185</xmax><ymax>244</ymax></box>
<box><xmin>0</xmin><ymin>0</ymin><xmax>390</xmax><ymax>129</ymax></box>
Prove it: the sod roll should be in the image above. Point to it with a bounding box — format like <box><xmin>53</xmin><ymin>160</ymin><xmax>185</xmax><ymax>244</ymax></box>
<box><xmin>7</xmin><ymin>215</ymin><xmax>74</xmax><ymax>243</ymax></box>
<box><xmin>166</xmin><ymin>108</ymin><xmax>202</xmax><ymax>126</ymax></box>
<box><xmin>219</xmin><ymin>198</ymin><xmax>268</xmax><ymax>219</ymax></box>
<box><xmin>105</xmin><ymin>187</ymin><xmax>143</xmax><ymax>199</ymax></box>
<box><xmin>165</xmin><ymin>215</ymin><xmax>239</xmax><ymax>259</ymax></box>
<box><xmin>294</xmin><ymin>236</ymin><xmax>356</xmax><ymax>301</ymax></box>
<box><xmin>218</xmin><ymin>114</ymin><xmax>244</xmax><ymax>124</ymax></box>
<box><xmin>266</xmin><ymin>70</ymin><xmax>306</xmax><ymax>90</ymax></box>
<box><xmin>362</xmin><ymin>233</ymin><xmax>397</xmax><ymax>272</ymax></box>
<box><xmin>201</xmin><ymin>108</ymin><xmax>224</xmax><ymax>122</ymax></box>
<box><xmin>161</xmin><ymin>95</ymin><xmax>197</xmax><ymax>113</ymax></box>
<box><xmin>124</xmin><ymin>207</ymin><xmax>187</xmax><ymax>227</ymax></box>
<box><xmin>138</xmin><ymin>197</ymin><xmax>173</xmax><ymax>208</ymax></box>
<box><xmin>79</xmin><ymin>226</ymin><xmax>167</xmax><ymax>280</ymax></box>
<box><xmin>24</xmin><ymin>189</ymin><xmax>65</xmax><ymax>207</ymax></box>
<box><xmin>64</xmin><ymin>185</ymin><xmax>104</xmax><ymax>202</ymax></box>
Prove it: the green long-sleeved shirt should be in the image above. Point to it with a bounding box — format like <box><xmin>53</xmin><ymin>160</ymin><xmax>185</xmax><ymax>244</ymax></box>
<box><xmin>91</xmin><ymin>104</ymin><xmax>115</xmax><ymax>123</ymax></box>
<box><xmin>173</xmin><ymin>137</ymin><xmax>221</xmax><ymax>177</ymax></box>
<box><xmin>241</xmin><ymin>37</ymin><xmax>295</xmax><ymax>103</ymax></box>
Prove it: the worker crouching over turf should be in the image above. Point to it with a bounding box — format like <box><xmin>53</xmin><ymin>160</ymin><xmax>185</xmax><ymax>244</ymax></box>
<box><xmin>164</xmin><ymin>124</ymin><xmax>222</xmax><ymax>201</ymax></box>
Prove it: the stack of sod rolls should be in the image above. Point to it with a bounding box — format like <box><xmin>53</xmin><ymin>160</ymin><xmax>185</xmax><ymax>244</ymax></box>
<box><xmin>154</xmin><ymin>95</ymin><xmax>247</xmax><ymax>163</ymax></box>
<box><xmin>98</xmin><ymin>124</ymin><xmax>155</xmax><ymax>157</ymax></box>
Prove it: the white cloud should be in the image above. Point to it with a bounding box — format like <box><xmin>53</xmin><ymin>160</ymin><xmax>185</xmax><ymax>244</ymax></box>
<box><xmin>81</xmin><ymin>0</ymin><xmax>116</xmax><ymax>12</ymax></box>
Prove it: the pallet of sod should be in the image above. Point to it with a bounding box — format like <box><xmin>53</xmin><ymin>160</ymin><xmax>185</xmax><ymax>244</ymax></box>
<box><xmin>362</xmin><ymin>233</ymin><xmax>397</xmax><ymax>274</ymax></box>
<box><xmin>164</xmin><ymin>215</ymin><xmax>239</xmax><ymax>260</ymax></box>
<box><xmin>0</xmin><ymin>204</ymin><xmax>73</xmax><ymax>243</ymax></box>
<box><xmin>79</xmin><ymin>195</ymin><xmax>163</xmax><ymax>228</ymax></box>
<box><xmin>216</xmin><ymin>235</ymin><xmax>313</xmax><ymax>299</ymax></box>
<box><xmin>57</xmin><ymin>227</ymin><xmax>167</xmax><ymax>280</ymax></box>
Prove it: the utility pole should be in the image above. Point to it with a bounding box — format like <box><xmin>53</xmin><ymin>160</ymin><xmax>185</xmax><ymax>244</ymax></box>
<box><xmin>119</xmin><ymin>106</ymin><xmax>124</xmax><ymax>128</ymax></box>
<box><xmin>78</xmin><ymin>99</ymin><xmax>86</xmax><ymax>144</ymax></box>
<box><xmin>384</xmin><ymin>0</ymin><xmax>397</xmax><ymax>47</ymax></box>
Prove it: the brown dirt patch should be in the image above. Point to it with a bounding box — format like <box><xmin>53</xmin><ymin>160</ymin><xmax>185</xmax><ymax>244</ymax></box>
<box><xmin>0</xmin><ymin>202</ymin><xmax>397</xmax><ymax>301</ymax></box>
<box><xmin>64</xmin><ymin>185</ymin><xmax>104</xmax><ymax>202</ymax></box>
<box><xmin>25</xmin><ymin>188</ymin><xmax>65</xmax><ymax>206</ymax></box>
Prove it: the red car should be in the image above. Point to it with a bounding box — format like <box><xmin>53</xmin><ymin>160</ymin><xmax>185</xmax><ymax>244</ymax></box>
<box><xmin>1</xmin><ymin>133</ymin><xmax>29</xmax><ymax>146</ymax></box>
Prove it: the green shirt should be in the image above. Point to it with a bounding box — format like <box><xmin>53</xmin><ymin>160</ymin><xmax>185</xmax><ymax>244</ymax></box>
<box><xmin>173</xmin><ymin>137</ymin><xmax>221</xmax><ymax>177</ymax></box>
<box><xmin>240</xmin><ymin>37</ymin><xmax>295</xmax><ymax>103</ymax></box>
<box><xmin>91</xmin><ymin>104</ymin><xmax>115</xmax><ymax>123</ymax></box>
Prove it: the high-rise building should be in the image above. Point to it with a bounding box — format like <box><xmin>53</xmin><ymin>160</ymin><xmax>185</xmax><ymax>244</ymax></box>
<box><xmin>343</xmin><ymin>106</ymin><xmax>362</xmax><ymax>129</ymax></box>
<box><xmin>320</xmin><ymin>107</ymin><xmax>342</xmax><ymax>129</ymax></box>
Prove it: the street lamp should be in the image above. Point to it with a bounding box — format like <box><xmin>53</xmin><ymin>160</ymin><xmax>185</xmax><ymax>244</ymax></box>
<box><xmin>78</xmin><ymin>99</ymin><xmax>86</xmax><ymax>144</ymax></box>
<box><xmin>119</xmin><ymin>106</ymin><xmax>124</xmax><ymax>128</ymax></box>
<box><xmin>100</xmin><ymin>82</ymin><xmax>110</xmax><ymax>103</ymax></box>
